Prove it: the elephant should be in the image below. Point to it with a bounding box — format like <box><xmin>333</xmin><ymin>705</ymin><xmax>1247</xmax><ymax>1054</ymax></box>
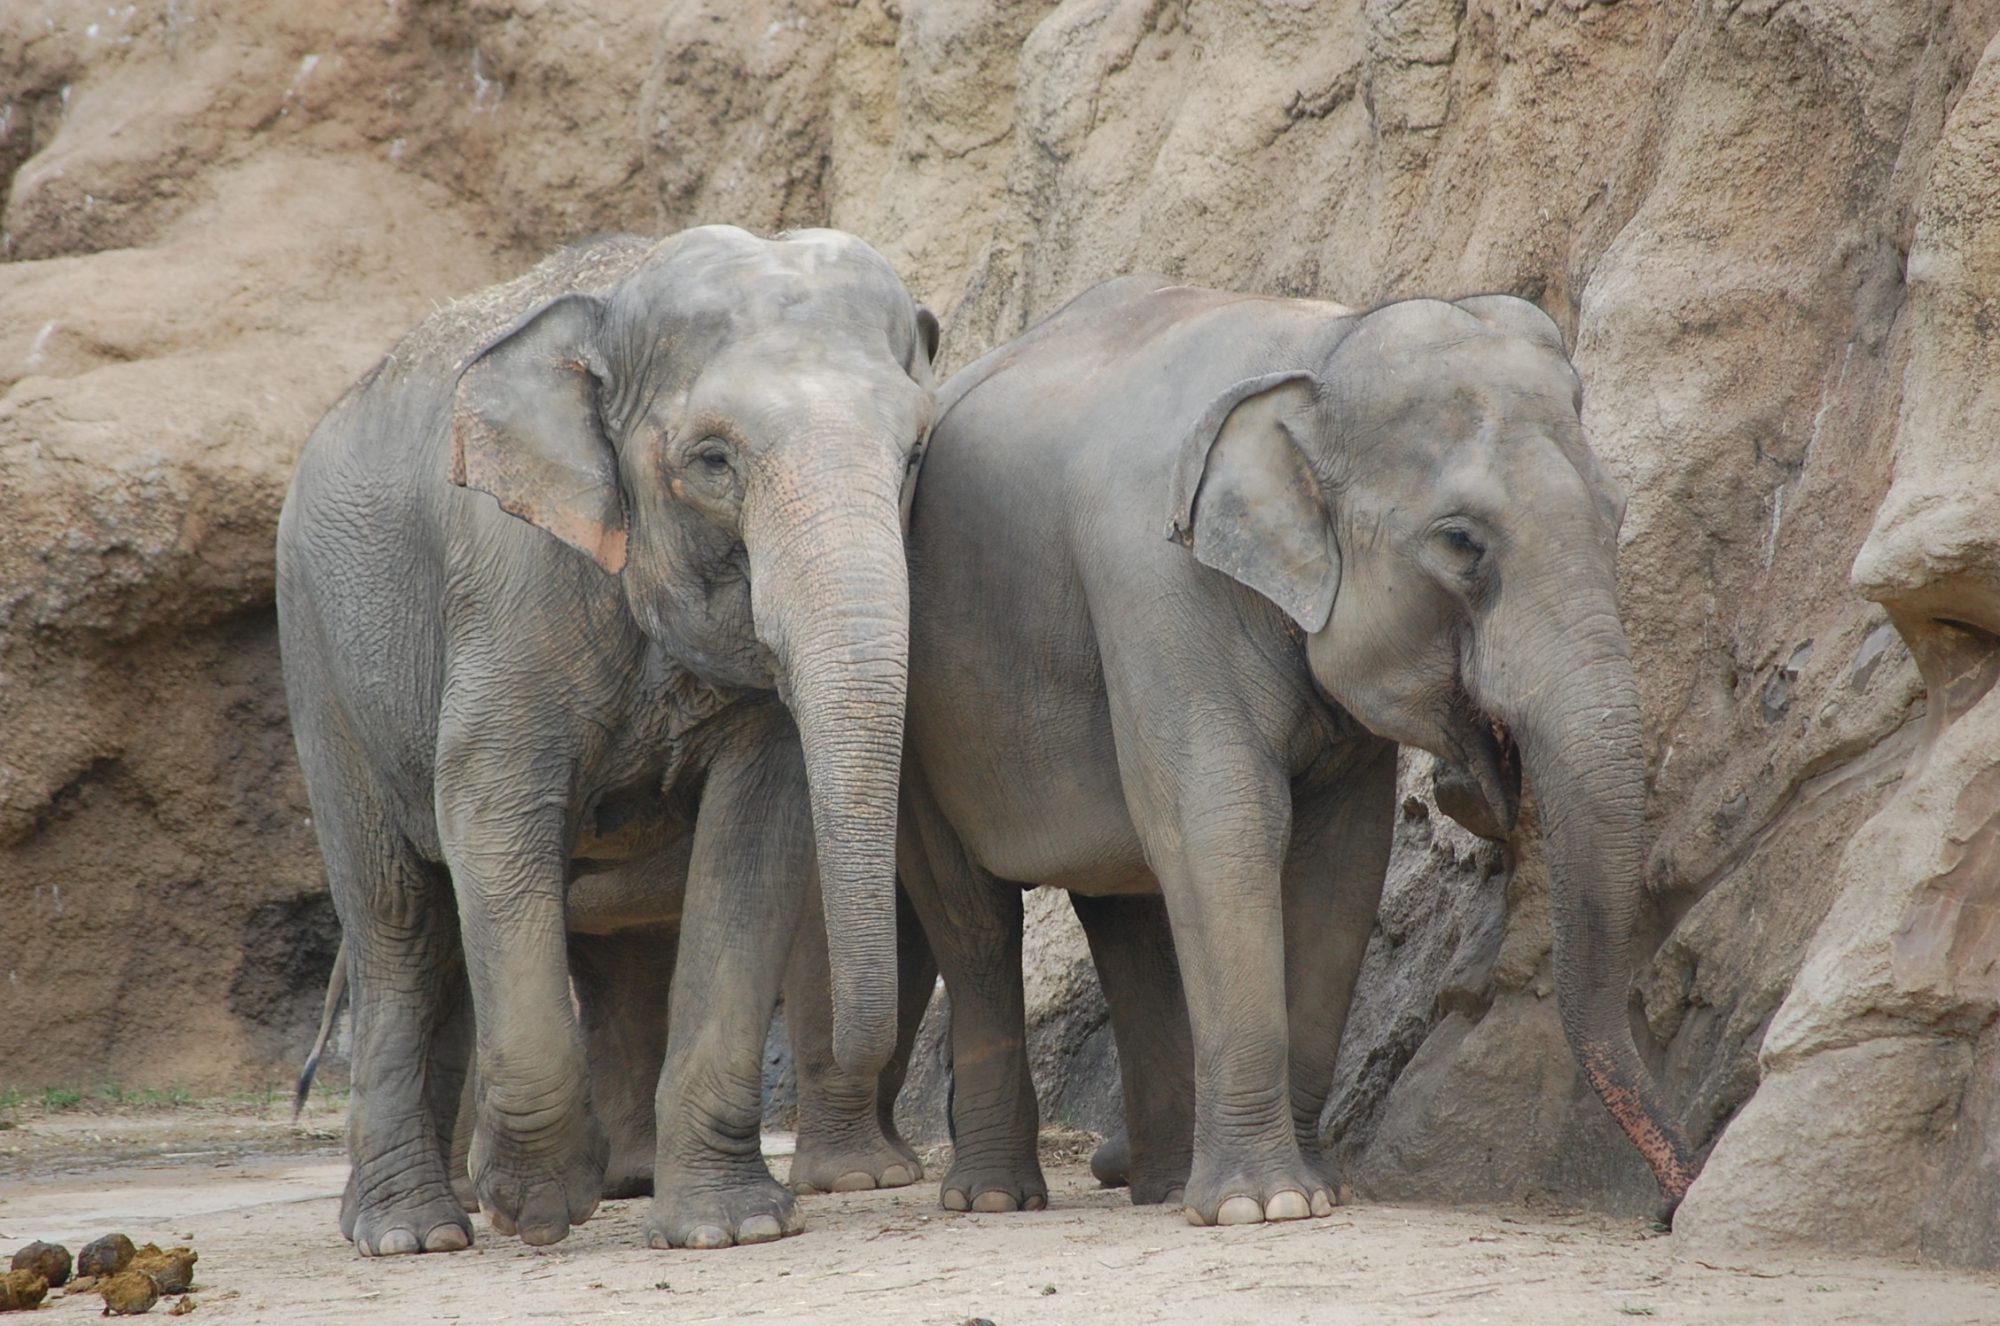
<box><xmin>894</xmin><ymin>274</ymin><xmax>1697</xmax><ymax>1227</ymax></box>
<box><xmin>275</xmin><ymin>225</ymin><xmax>936</xmax><ymax>1255</ymax></box>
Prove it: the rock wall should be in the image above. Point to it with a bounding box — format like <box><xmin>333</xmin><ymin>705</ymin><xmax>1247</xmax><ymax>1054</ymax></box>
<box><xmin>4</xmin><ymin>0</ymin><xmax>1997</xmax><ymax>1267</ymax></box>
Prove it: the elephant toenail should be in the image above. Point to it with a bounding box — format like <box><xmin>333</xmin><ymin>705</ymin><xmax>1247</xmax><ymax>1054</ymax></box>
<box><xmin>1183</xmin><ymin>1203</ymin><xmax>1210</xmax><ymax>1227</ymax></box>
<box><xmin>971</xmin><ymin>1191</ymin><xmax>1020</xmax><ymax>1213</ymax></box>
<box><xmin>685</xmin><ymin>1224</ymin><xmax>733</xmax><ymax>1250</ymax></box>
<box><xmin>376</xmin><ymin>1229</ymin><xmax>420</xmax><ymax>1256</ymax></box>
<box><xmin>738</xmin><ymin>1215</ymin><xmax>785</xmax><ymax>1243</ymax></box>
<box><xmin>941</xmin><ymin>1189</ymin><xmax>971</xmax><ymax>1212</ymax></box>
<box><xmin>1216</xmin><ymin>1196</ymin><xmax>1266</xmax><ymax>1225</ymax></box>
<box><xmin>1311</xmin><ymin>1190</ymin><xmax>1335</xmax><ymax>1218</ymax></box>
<box><xmin>1264</xmin><ymin>1190</ymin><xmax>1310</xmax><ymax>1221</ymax></box>
<box><xmin>1023</xmin><ymin>1194</ymin><xmax>1047</xmax><ymax>1211</ymax></box>
<box><xmin>1164</xmin><ymin>1188</ymin><xmax>1186</xmax><ymax>1208</ymax></box>
<box><xmin>647</xmin><ymin>1231</ymin><xmax>673</xmax><ymax>1250</ymax></box>
<box><xmin>486</xmin><ymin>1209</ymin><xmax>518</xmax><ymax>1237</ymax></box>
<box><xmin>879</xmin><ymin>1164</ymin><xmax>915</xmax><ymax>1187</ymax></box>
<box><xmin>425</xmin><ymin>1223</ymin><xmax>472</xmax><ymax>1252</ymax></box>
<box><xmin>519</xmin><ymin>1222</ymin><xmax>567</xmax><ymax>1247</ymax></box>
<box><xmin>830</xmin><ymin>1171</ymin><xmax>876</xmax><ymax>1193</ymax></box>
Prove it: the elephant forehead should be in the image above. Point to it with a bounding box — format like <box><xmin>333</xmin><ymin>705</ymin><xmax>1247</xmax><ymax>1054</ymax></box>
<box><xmin>678</xmin><ymin>338</ymin><xmax>929</xmax><ymax>435</ymax></box>
<box><xmin>621</xmin><ymin>231</ymin><xmax>908</xmax><ymax>333</ymax></box>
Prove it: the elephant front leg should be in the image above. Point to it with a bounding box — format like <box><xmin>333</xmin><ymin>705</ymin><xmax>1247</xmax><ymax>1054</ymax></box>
<box><xmin>786</xmin><ymin>884</ymin><xmax>933</xmax><ymax>1194</ymax></box>
<box><xmin>438</xmin><ymin>768</ymin><xmax>608</xmax><ymax>1247</ymax></box>
<box><xmin>1141</xmin><ymin>760</ymin><xmax>1334</xmax><ymax>1227</ymax></box>
<box><xmin>645</xmin><ymin>726</ymin><xmax>813</xmax><ymax>1249</ymax></box>
<box><xmin>1282</xmin><ymin>743</ymin><xmax>1395</xmax><ymax>1186</ymax></box>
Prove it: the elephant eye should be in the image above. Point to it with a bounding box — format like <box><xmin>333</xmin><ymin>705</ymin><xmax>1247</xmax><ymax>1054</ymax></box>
<box><xmin>695</xmin><ymin>443</ymin><xmax>731</xmax><ymax>472</ymax></box>
<box><xmin>1439</xmin><ymin>525</ymin><xmax>1486</xmax><ymax>562</ymax></box>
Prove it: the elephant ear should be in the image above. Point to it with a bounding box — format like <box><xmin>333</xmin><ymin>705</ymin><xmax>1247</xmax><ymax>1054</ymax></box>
<box><xmin>449</xmin><ymin>293</ymin><xmax>629</xmax><ymax>573</ymax></box>
<box><xmin>897</xmin><ymin>305</ymin><xmax>944</xmax><ymax>529</ymax></box>
<box><xmin>1455</xmin><ymin>293</ymin><xmax>1628</xmax><ymax>534</ymax></box>
<box><xmin>1166</xmin><ymin>370</ymin><xmax>1340</xmax><ymax>633</ymax></box>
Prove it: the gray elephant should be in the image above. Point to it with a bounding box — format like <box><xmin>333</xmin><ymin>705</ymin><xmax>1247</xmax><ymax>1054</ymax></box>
<box><xmin>276</xmin><ymin>225</ymin><xmax>935</xmax><ymax>1254</ymax></box>
<box><xmin>896</xmin><ymin>275</ymin><xmax>1696</xmax><ymax>1226</ymax></box>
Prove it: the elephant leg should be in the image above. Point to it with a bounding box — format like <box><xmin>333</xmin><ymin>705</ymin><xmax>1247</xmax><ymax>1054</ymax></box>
<box><xmin>448</xmin><ymin>1061</ymin><xmax>476</xmax><ymax>1212</ymax></box>
<box><xmin>1283</xmin><ymin>742</ymin><xmax>1396</xmax><ymax>1186</ymax></box>
<box><xmin>787</xmin><ymin>884</ymin><xmax>931</xmax><ymax>1194</ymax></box>
<box><xmin>572</xmin><ymin>927</ymin><xmax>676</xmax><ymax>1199</ymax></box>
<box><xmin>1130</xmin><ymin>750</ymin><xmax>1333</xmax><ymax>1227</ymax></box>
<box><xmin>644</xmin><ymin>716</ymin><xmax>812</xmax><ymax>1250</ymax></box>
<box><xmin>437</xmin><ymin>749</ymin><xmax>607</xmax><ymax>1248</ymax></box>
<box><xmin>1070</xmin><ymin>891</ymin><xmax>1195</xmax><ymax>1206</ymax></box>
<box><xmin>899</xmin><ymin>779</ymin><xmax>1044</xmax><ymax>1214</ymax></box>
<box><xmin>319</xmin><ymin>785</ymin><xmax>473</xmax><ymax>1257</ymax></box>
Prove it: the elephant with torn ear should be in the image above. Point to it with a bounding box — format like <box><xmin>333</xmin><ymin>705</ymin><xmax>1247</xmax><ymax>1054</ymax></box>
<box><xmin>892</xmin><ymin>274</ymin><xmax>1698</xmax><ymax>1227</ymax></box>
<box><xmin>276</xmin><ymin>225</ymin><xmax>937</xmax><ymax>1255</ymax></box>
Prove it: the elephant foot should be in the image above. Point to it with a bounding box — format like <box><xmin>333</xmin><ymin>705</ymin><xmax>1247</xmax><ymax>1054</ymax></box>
<box><xmin>646</xmin><ymin>1168</ymin><xmax>804</xmax><ymax>1249</ymax></box>
<box><xmin>939</xmin><ymin>1151</ymin><xmax>1048</xmax><ymax>1214</ymax></box>
<box><xmin>1182</xmin><ymin>1153</ymin><xmax>1334</xmax><ymax>1228</ymax></box>
<box><xmin>470</xmin><ymin>1112</ymin><xmax>609</xmax><ymax>1247</ymax></box>
<box><xmin>790</xmin><ymin>1125</ymin><xmax>924</xmax><ymax>1194</ymax></box>
<box><xmin>350</xmin><ymin>1186</ymin><xmax>474</xmax><ymax>1257</ymax></box>
<box><xmin>1089</xmin><ymin>1133</ymin><xmax>1129</xmax><ymax>1189</ymax></box>
<box><xmin>602</xmin><ymin>1127</ymin><xmax>659</xmax><ymax>1199</ymax></box>
<box><xmin>602</xmin><ymin>1162</ymin><xmax>656</xmax><ymax>1201</ymax></box>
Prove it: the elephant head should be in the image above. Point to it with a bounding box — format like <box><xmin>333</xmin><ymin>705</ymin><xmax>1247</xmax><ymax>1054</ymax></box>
<box><xmin>447</xmin><ymin>226</ymin><xmax>939</xmax><ymax>1076</ymax></box>
<box><xmin>1167</xmin><ymin>294</ymin><xmax>1695</xmax><ymax>1209</ymax></box>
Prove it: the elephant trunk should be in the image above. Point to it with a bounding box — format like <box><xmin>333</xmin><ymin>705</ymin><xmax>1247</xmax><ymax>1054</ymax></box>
<box><xmin>1477</xmin><ymin>578</ymin><xmax>1697</xmax><ymax>1211</ymax></box>
<box><xmin>746</xmin><ymin>445</ymin><xmax>909</xmax><ymax>1079</ymax></box>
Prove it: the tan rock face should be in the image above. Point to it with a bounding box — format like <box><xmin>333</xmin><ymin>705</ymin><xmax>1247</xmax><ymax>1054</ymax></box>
<box><xmin>4</xmin><ymin>0</ymin><xmax>1998</xmax><ymax>1266</ymax></box>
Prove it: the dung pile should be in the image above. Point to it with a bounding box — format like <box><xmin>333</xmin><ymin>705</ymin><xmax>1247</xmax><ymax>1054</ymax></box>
<box><xmin>7</xmin><ymin>1236</ymin><xmax>200</xmax><ymax>1315</ymax></box>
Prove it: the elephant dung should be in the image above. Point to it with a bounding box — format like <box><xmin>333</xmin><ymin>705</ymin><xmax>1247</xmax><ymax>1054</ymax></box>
<box><xmin>8</xmin><ymin>1241</ymin><xmax>70</xmax><ymax>1287</ymax></box>
<box><xmin>131</xmin><ymin>1245</ymin><xmax>197</xmax><ymax>1295</ymax></box>
<box><xmin>0</xmin><ymin>1271</ymin><xmax>49</xmax><ymax>1312</ymax></box>
<box><xmin>98</xmin><ymin>1270</ymin><xmax>159</xmax><ymax>1316</ymax></box>
<box><xmin>77</xmin><ymin>1233</ymin><xmax>136</xmax><ymax>1278</ymax></box>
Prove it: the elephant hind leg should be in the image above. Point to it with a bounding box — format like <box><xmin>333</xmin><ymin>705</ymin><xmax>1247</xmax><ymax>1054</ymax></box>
<box><xmin>897</xmin><ymin>780</ymin><xmax>1045</xmax><ymax>1215</ymax></box>
<box><xmin>315</xmin><ymin>776</ymin><xmax>474</xmax><ymax>1257</ymax></box>
<box><xmin>1071</xmin><ymin>891</ymin><xmax>1194</xmax><ymax>1207</ymax></box>
<box><xmin>571</xmin><ymin>927</ymin><xmax>677</xmax><ymax>1200</ymax></box>
<box><xmin>787</xmin><ymin>884</ymin><xmax>934</xmax><ymax>1194</ymax></box>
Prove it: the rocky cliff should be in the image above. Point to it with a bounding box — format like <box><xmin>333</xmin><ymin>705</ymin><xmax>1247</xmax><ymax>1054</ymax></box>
<box><xmin>3</xmin><ymin>0</ymin><xmax>1995</xmax><ymax>1268</ymax></box>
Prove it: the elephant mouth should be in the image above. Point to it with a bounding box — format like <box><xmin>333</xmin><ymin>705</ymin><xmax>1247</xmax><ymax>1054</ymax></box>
<box><xmin>1433</xmin><ymin>713</ymin><xmax>1521</xmax><ymax>841</ymax></box>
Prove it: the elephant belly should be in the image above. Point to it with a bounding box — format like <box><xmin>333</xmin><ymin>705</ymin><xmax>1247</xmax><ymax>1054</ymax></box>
<box><xmin>949</xmin><ymin>767</ymin><xmax>1154</xmax><ymax>896</ymax></box>
<box><xmin>565</xmin><ymin>842</ymin><xmax>691</xmax><ymax>935</ymax></box>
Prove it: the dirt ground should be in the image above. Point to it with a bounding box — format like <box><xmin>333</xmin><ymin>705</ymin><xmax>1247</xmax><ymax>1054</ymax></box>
<box><xmin>1</xmin><ymin>1101</ymin><xmax>1995</xmax><ymax>1326</ymax></box>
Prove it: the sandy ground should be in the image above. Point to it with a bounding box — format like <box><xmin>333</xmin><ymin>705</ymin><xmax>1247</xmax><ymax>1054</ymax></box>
<box><xmin>1</xmin><ymin>1104</ymin><xmax>1996</xmax><ymax>1325</ymax></box>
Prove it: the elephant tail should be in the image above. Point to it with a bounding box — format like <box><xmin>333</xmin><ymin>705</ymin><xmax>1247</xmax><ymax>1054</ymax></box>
<box><xmin>293</xmin><ymin>939</ymin><xmax>349</xmax><ymax>1121</ymax></box>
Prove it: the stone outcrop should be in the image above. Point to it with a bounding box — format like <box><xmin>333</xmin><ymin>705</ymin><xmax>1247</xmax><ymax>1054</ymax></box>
<box><xmin>4</xmin><ymin>0</ymin><xmax>1997</xmax><ymax>1268</ymax></box>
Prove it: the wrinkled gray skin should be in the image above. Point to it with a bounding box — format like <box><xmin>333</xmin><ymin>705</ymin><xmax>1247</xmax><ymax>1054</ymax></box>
<box><xmin>294</xmin><ymin>879</ymin><xmax>939</xmax><ymax>1205</ymax></box>
<box><xmin>899</xmin><ymin>275</ymin><xmax>1696</xmax><ymax>1227</ymax></box>
<box><xmin>276</xmin><ymin>226</ymin><xmax>936</xmax><ymax>1255</ymax></box>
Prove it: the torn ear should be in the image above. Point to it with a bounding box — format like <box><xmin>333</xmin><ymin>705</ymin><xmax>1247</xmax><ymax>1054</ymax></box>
<box><xmin>449</xmin><ymin>293</ymin><xmax>628</xmax><ymax>573</ymax></box>
<box><xmin>1165</xmin><ymin>370</ymin><xmax>1340</xmax><ymax>632</ymax></box>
